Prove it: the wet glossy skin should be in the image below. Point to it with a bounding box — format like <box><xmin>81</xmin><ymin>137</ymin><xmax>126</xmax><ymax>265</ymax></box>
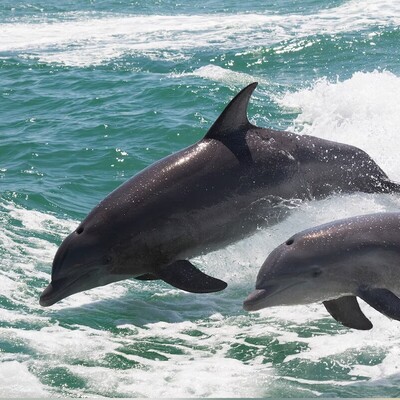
<box><xmin>40</xmin><ymin>83</ymin><xmax>400</xmax><ymax>307</ymax></box>
<box><xmin>71</xmin><ymin>127</ymin><xmax>394</xmax><ymax>270</ymax></box>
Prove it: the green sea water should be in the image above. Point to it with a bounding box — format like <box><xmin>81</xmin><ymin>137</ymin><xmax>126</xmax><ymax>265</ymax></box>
<box><xmin>1</xmin><ymin>0</ymin><xmax>400</xmax><ymax>397</ymax></box>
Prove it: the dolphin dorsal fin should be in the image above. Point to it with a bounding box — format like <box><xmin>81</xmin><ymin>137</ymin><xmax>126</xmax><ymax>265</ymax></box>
<box><xmin>204</xmin><ymin>82</ymin><xmax>258</xmax><ymax>140</ymax></box>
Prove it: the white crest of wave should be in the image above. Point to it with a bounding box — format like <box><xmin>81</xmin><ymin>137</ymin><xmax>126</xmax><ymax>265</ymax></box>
<box><xmin>0</xmin><ymin>201</ymin><xmax>75</xmax><ymax>263</ymax></box>
<box><xmin>172</xmin><ymin>65</ymin><xmax>260</xmax><ymax>87</ymax></box>
<box><xmin>350</xmin><ymin>347</ymin><xmax>400</xmax><ymax>381</ymax></box>
<box><xmin>0</xmin><ymin>361</ymin><xmax>49</xmax><ymax>397</ymax></box>
<box><xmin>67</xmin><ymin>355</ymin><xmax>269</xmax><ymax>397</ymax></box>
<box><xmin>279</xmin><ymin>70</ymin><xmax>400</xmax><ymax>180</ymax></box>
<box><xmin>1</xmin><ymin>0</ymin><xmax>400</xmax><ymax>66</ymax></box>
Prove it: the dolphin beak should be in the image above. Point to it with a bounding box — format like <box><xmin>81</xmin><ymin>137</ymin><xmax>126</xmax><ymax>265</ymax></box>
<box><xmin>243</xmin><ymin>288</ymin><xmax>269</xmax><ymax>311</ymax></box>
<box><xmin>39</xmin><ymin>275</ymin><xmax>82</xmax><ymax>307</ymax></box>
<box><xmin>39</xmin><ymin>264</ymin><xmax>119</xmax><ymax>307</ymax></box>
<box><xmin>39</xmin><ymin>282</ymin><xmax>56</xmax><ymax>307</ymax></box>
<box><xmin>39</xmin><ymin>269</ymin><xmax>96</xmax><ymax>307</ymax></box>
<box><xmin>243</xmin><ymin>280</ymin><xmax>305</xmax><ymax>311</ymax></box>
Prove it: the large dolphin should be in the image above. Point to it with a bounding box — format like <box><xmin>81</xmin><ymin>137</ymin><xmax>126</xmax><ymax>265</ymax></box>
<box><xmin>244</xmin><ymin>212</ymin><xmax>400</xmax><ymax>330</ymax></box>
<box><xmin>40</xmin><ymin>82</ymin><xmax>400</xmax><ymax>307</ymax></box>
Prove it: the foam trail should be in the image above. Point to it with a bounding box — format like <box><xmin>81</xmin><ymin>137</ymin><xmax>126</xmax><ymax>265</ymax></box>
<box><xmin>1</xmin><ymin>0</ymin><xmax>400</xmax><ymax>66</ymax></box>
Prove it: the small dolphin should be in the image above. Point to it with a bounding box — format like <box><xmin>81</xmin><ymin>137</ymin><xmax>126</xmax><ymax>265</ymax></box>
<box><xmin>244</xmin><ymin>212</ymin><xmax>400</xmax><ymax>330</ymax></box>
<box><xmin>40</xmin><ymin>83</ymin><xmax>400</xmax><ymax>307</ymax></box>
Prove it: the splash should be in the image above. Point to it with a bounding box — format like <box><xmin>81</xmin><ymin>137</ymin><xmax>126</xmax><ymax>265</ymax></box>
<box><xmin>279</xmin><ymin>70</ymin><xmax>400</xmax><ymax>179</ymax></box>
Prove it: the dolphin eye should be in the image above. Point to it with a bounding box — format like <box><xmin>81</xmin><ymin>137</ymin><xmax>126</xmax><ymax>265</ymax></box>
<box><xmin>312</xmin><ymin>269</ymin><xmax>322</xmax><ymax>278</ymax></box>
<box><xmin>76</xmin><ymin>226</ymin><xmax>84</xmax><ymax>235</ymax></box>
<box><xmin>286</xmin><ymin>238</ymin><xmax>294</xmax><ymax>246</ymax></box>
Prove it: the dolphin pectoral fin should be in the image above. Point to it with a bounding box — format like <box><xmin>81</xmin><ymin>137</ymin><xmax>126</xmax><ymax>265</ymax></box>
<box><xmin>135</xmin><ymin>273</ymin><xmax>159</xmax><ymax>281</ymax></box>
<box><xmin>157</xmin><ymin>260</ymin><xmax>227</xmax><ymax>293</ymax></box>
<box><xmin>358</xmin><ymin>287</ymin><xmax>400</xmax><ymax>321</ymax></box>
<box><xmin>204</xmin><ymin>82</ymin><xmax>257</xmax><ymax>140</ymax></box>
<box><xmin>323</xmin><ymin>296</ymin><xmax>373</xmax><ymax>330</ymax></box>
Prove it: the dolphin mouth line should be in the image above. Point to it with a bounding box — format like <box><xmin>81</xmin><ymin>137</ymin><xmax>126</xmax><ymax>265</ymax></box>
<box><xmin>243</xmin><ymin>281</ymin><xmax>303</xmax><ymax>311</ymax></box>
<box><xmin>40</xmin><ymin>260</ymin><xmax>109</xmax><ymax>307</ymax></box>
<box><xmin>39</xmin><ymin>272</ymin><xmax>91</xmax><ymax>307</ymax></box>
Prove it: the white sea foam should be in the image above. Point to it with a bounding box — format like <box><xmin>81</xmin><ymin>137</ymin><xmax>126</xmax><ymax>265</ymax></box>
<box><xmin>66</xmin><ymin>355</ymin><xmax>269</xmax><ymax>398</ymax></box>
<box><xmin>0</xmin><ymin>361</ymin><xmax>49</xmax><ymax>397</ymax></box>
<box><xmin>171</xmin><ymin>65</ymin><xmax>261</xmax><ymax>87</ymax></box>
<box><xmin>1</xmin><ymin>0</ymin><xmax>400</xmax><ymax>66</ymax></box>
<box><xmin>279</xmin><ymin>70</ymin><xmax>400</xmax><ymax>179</ymax></box>
<box><xmin>0</xmin><ymin>201</ymin><xmax>75</xmax><ymax>323</ymax></box>
<box><xmin>350</xmin><ymin>347</ymin><xmax>400</xmax><ymax>380</ymax></box>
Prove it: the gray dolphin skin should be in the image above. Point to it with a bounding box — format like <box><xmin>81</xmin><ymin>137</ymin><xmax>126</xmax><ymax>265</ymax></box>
<box><xmin>40</xmin><ymin>82</ymin><xmax>400</xmax><ymax>307</ymax></box>
<box><xmin>244</xmin><ymin>212</ymin><xmax>400</xmax><ymax>330</ymax></box>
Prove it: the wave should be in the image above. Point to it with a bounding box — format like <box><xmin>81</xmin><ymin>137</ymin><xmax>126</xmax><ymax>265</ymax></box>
<box><xmin>2</xmin><ymin>192</ymin><xmax>400</xmax><ymax>395</ymax></box>
<box><xmin>1</xmin><ymin>0</ymin><xmax>400</xmax><ymax>66</ymax></box>
<box><xmin>2</xmin><ymin>65</ymin><xmax>400</xmax><ymax>396</ymax></box>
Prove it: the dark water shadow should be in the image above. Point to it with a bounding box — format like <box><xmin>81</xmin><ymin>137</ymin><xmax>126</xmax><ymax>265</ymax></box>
<box><xmin>342</xmin><ymin>372</ymin><xmax>400</xmax><ymax>397</ymax></box>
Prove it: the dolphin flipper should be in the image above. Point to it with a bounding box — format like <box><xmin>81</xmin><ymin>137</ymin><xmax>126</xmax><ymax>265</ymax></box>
<box><xmin>358</xmin><ymin>287</ymin><xmax>400</xmax><ymax>321</ymax></box>
<box><xmin>323</xmin><ymin>296</ymin><xmax>373</xmax><ymax>330</ymax></box>
<box><xmin>157</xmin><ymin>260</ymin><xmax>227</xmax><ymax>293</ymax></box>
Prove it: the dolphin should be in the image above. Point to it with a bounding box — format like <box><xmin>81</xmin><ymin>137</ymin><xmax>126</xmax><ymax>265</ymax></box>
<box><xmin>244</xmin><ymin>212</ymin><xmax>400</xmax><ymax>330</ymax></box>
<box><xmin>40</xmin><ymin>82</ymin><xmax>400</xmax><ymax>307</ymax></box>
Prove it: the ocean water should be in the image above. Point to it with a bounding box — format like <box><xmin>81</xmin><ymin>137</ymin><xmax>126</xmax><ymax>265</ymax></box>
<box><xmin>1</xmin><ymin>0</ymin><xmax>400</xmax><ymax>397</ymax></box>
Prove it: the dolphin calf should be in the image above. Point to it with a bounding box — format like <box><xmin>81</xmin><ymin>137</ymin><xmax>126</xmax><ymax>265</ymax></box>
<box><xmin>244</xmin><ymin>212</ymin><xmax>400</xmax><ymax>330</ymax></box>
<box><xmin>40</xmin><ymin>82</ymin><xmax>400</xmax><ymax>307</ymax></box>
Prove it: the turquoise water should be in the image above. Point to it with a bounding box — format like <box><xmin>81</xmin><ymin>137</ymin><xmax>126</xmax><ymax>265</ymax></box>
<box><xmin>1</xmin><ymin>0</ymin><xmax>400</xmax><ymax>397</ymax></box>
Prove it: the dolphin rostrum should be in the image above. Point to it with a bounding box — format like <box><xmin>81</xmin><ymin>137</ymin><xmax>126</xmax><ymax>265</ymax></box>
<box><xmin>40</xmin><ymin>83</ymin><xmax>400</xmax><ymax>307</ymax></box>
<box><xmin>244</xmin><ymin>212</ymin><xmax>400</xmax><ymax>330</ymax></box>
